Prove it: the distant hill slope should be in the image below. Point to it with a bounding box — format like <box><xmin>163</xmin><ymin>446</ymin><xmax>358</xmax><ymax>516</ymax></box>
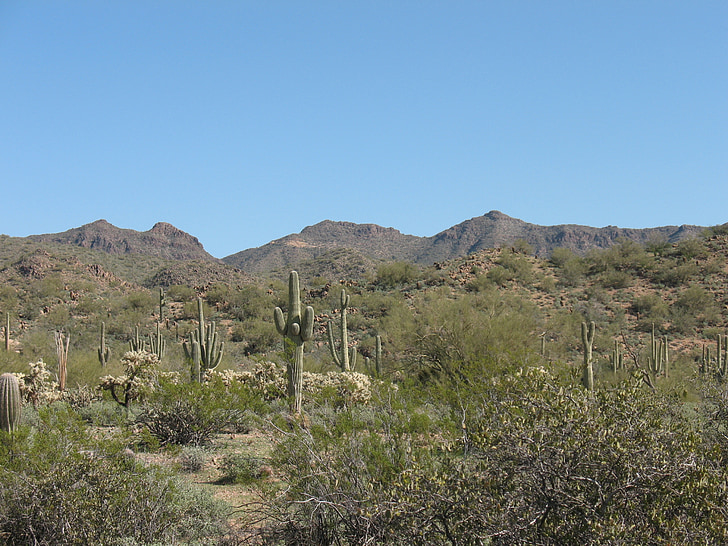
<box><xmin>223</xmin><ymin>221</ymin><xmax>423</xmax><ymax>275</ymax></box>
<box><xmin>223</xmin><ymin>211</ymin><xmax>706</xmax><ymax>274</ymax></box>
<box><xmin>29</xmin><ymin>220</ymin><xmax>219</xmax><ymax>262</ymax></box>
<box><xmin>416</xmin><ymin>210</ymin><xmax>704</xmax><ymax>263</ymax></box>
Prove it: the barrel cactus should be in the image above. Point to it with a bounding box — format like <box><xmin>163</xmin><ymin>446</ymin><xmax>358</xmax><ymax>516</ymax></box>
<box><xmin>0</xmin><ymin>373</ymin><xmax>21</xmax><ymax>433</ymax></box>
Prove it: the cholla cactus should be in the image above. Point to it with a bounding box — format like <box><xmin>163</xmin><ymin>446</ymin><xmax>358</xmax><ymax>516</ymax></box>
<box><xmin>98</xmin><ymin>350</ymin><xmax>161</xmax><ymax>409</ymax></box>
<box><xmin>20</xmin><ymin>359</ymin><xmax>61</xmax><ymax>407</ymax></box>
<box><xmin>0</xmin><ymin>373</ymin><xmax>21</xmax><ymax>433</ymax></box>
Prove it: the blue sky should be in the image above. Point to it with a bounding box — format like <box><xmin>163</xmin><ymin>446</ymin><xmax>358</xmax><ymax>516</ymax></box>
<box><xmin>1</xmin><ymin>2</ymin><xmax>726</xmax><ymax>259</ymax></box>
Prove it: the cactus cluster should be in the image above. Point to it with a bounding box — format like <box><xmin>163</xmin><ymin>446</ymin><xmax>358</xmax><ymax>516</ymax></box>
<box><xmin>149</xmin><ymin>322</ymin><xmax>166</xmax><ymax>360</ymax></box>
<box><xmin>647</xmin><ymin>324</ymin><xmax>669</xmax><ymax>378</ymax></box>
<box><xmin>274</xmin><ymin>271</ymin><xmax>314</xmax><ymax>414</ymax></box>
<box><xmin>129</xmin><ymin>325</ymin><xmax>145</xmax><ymax>352</ymax></box>
<box><xmin>327</xmin><ymin>288</ymin><xmax>357</xmax><ymax>371</ymax></box>
<box><xmin>701</xmin><ymin>334</ymin><xmax>728</xmax><ymax>376</ymax></box>
<box><xmin>611</xmin><ymin>339</ymin><xmax>624</xmax><ymax>372</ymax></box>
<box><xmin>184</xmin><ymin>297</ymin><xmax>224</xmax><ymax>382</ymax></box>
<box><xmin>0</xmin><ymin>373</ymin><xmax>21</xmax><ymax>434</ymax></box>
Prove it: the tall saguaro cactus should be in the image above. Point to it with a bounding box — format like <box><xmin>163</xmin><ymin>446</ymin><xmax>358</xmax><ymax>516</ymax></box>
<box><xmin>158</xmin><ymin>287</ymin><xmax>167</xmax><ymax>325</ymax></box>
<box><xmin>4</xmin><ymin>312</ymin><xmax>9</xmax><ymax>352</ymax></box>
<box><xmin>327</xmin><ymin>288</ymin><xmax>356</xmax><ymax>371</ymax></box>
<box><xmin>183</xmin><ymin>297</ymin><xmax>224</xmax><ymax>382</ymax></box>
<box><xmin>55</xmin><ymin>330</ymin><xmax>70</xmax><ymax>392</ymax></box>
<box><xmin>0</xmin><ymin>373</ymin><xmax>21</xmax><ymax>433</ymax></box>
<box><xmin>581</xmin><ymin>321</ymin><xmax>595</xmax><ymax>391</ymax></box>
<box><xmin>274</xmin><ymin>271</ymin><xmax>314</xmax><ymax>414</ymax></box>
<box><xmin>374</xmin><ymin>334</ymin><xmax>382</xmax><ymax>377</ymax></box>
<box><xmin>98</xmin><ymin>322</ymin><xmax>111</xmax><ymax>367</ymax></box>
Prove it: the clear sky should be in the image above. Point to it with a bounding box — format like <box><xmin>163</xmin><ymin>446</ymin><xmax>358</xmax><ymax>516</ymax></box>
<box><xmin>1</xmin><ymin>2</ymin><xmax>726</xmax><ymax>258</ymax></box>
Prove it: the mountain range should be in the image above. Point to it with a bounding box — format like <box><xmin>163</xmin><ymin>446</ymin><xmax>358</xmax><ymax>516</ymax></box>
<box><xmin>20</xmin><ymin>211</ymin><xmax>708</xmax><ymax>276</ymax></box>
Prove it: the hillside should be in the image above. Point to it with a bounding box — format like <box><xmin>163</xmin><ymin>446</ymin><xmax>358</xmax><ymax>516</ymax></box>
<box><xmin>28</xmin><ymin>219</ymin><xmax>219</xmax><ymax>262</ymax></box>
<box><xmin>222</xmin><ymin>211</ymin><xmax>706</xmax><ymax>274</ymax></box>
<box><xmin>11</xmin><ymin>213</ymin><xmax>710</xmax><ymax>278</ymax></box>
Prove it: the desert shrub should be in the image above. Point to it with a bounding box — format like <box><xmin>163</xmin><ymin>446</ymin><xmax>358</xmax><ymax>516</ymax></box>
<box><xmin>217</xmin><ymin>452</ymin><xmax>265</xmax><ymax>485</ymax></box>
<box><xmin>597</xmin><ymin>268</ymin><xmax>633</xmax><ymax>289</ymax></box>
<box><xmin>231</xmin><ymin>317</ymin><xmax>279</xmax><ymax>355</ymax></box>
<box><xmin>551</xmin><ymin>250</ymin><xmax>588</xmax><ymax>286</ymax></box>
<box><xmin>672</xmin><ymin>237</ymin><xmax>707</xmax><ymax>259</ymax></box>
<box><xmin>587</xmin><ymin>239</ymin><xmax>653</xmax><ymax>276</ymax></box>
<box><xmin>135</xmin><ymin>378</ymin><xmax>258</xmax><ymax>447</ymax></box>
<box><xmin>376</xmin><ymin>261</ymin><xmax>419</xmax><ymax>288</ymax></box>
<box><xmin>125</xmin><ymin>290</ymin><xmax>155</xmax><ymax>311</ymax></box>
<box><xmin>179</xmin><ymin>446</ymin><xmax>208</xmax><ymax>473</ymax></box>
<box><xmin>495</xmin><ymin>249</ymin><xmax>533</xmax><ymax>285</ymax></box>
<box><xmin>254</xmin><ymin>367</ymin><xmax>728</xmax><ymax>545</ymax></box>
<box><xmin>0</xmin><ymin>406</ymin><xmax>229</xmax><ymax>545</ymax></box>
<box><xmin>166</xmin><ymin>284</ymin><xmax>196</xmax><ymax>302</ymax></box>
<box><xmin>549</xmin><ymin>247</ymin><xmax>579</xmax><ymax>267</ymax></box>
<box><xmin>512</xmin><ymin>238</ymin><xmax>534</xmax><ymax>255</ymax></box>
<box><xmin>653</xmin><ymin>260</ymin><xmax>699</xmax><ymax>287</ymax></box>
<box><xmin>631</xmin><ymin>293</ymin><xmax>669</xmax><ymax>323</ymax></box>
<box><xmin>671</xmin><ymin>285</ymin><xmax>719</xmax><ymax>334</ymax></box>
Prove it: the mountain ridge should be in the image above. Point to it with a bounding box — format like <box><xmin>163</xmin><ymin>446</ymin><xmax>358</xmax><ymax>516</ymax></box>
<box><xmin>28</xmin><ymin>219</ymin><xmax>219</xmax><ymax>262</ymax></box>
<box><xmin>223</xmin><ymin>211</ymin><xmax>707</xmax><ymax>274</ymax></box>
<box><xmin>17</xmin><ymin>212</ymin><xmax>711</xmax><ymax>276</ymax></box>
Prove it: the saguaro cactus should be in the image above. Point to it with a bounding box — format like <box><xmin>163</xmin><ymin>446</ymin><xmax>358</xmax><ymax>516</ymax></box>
<box><xmin>647</xmin><ymin>324</ymin><xmax>669</xmax><ymax>378</ymax></box>
<box><xmin>374</xmin><ymin>334</ymin><xmax>382</xmax><ymax>377</ymax></box>
<box><xmin>611</xmin><ymin>339</ymin><xmax>623</xmax><ymax>373</ymax></box>
<box><xmin>148</xmin><ymin>322</ymin><xmax>166</xmax><ymax>360</ymax></box>
<box><xmin>327</xmin><ymin>288</ymin><xmax>356</xmax><ymax>371</ymax></box>
<box><xmin>274</xmin><ymin>271</ymin><xmax>314</xmax><ymax>414</ymax></box>
<box><xmin>55</xmin><ymin>330</ymin><xmax>69</xmax><ymax>392</ymax></box>
<box><xmin>98</xmin><ymin>322</ymin><xmax>111</xmax><ymax>367</ymax></box>
<box><xmin>4</xmin><ymin>312</ymin><xmax>9</xmax><ymax>352</ymax></box>
<box><xmin>0</xmin><ymin>373</ymin><xmax>21</xmax><ymax>433</ymax></box>
<box><xmin>158</xmin><ymin>287</ymin><xmax>167</xmax><ymax>325</ymax></box>
<box><xmin>129</xmin><ymin>325</ymin><xmax>145</xmax><ymax>352</ymax></box>
<box><xmin>581</xmin><ymin>321</ymin><xmax>595</xmax><ymax>391</ymax></box>
<box><xmin>183</xmin><ymin>297</ymin><xmax>224</xmax><ymax>382</ymax></box>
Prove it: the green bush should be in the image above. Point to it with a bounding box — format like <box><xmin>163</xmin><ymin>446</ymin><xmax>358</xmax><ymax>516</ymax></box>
<box><xmin>376</xmin><ymin>261</ymin><xmax>419</xmax><ymax>288</ymax></box>
<box><xmin>0</xmin><ymin>405</ymin><xmax>229</xmax><ymax>545</ymax></box>
<box><xmin>217</xmin><ymin>452</ymin><xmax>265</xmax><ymax>485</ymax></box>
<box><xmin>135</xmin><ymin>378</ymin><xmax>259</xmax><ymax>447</ymax></box>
